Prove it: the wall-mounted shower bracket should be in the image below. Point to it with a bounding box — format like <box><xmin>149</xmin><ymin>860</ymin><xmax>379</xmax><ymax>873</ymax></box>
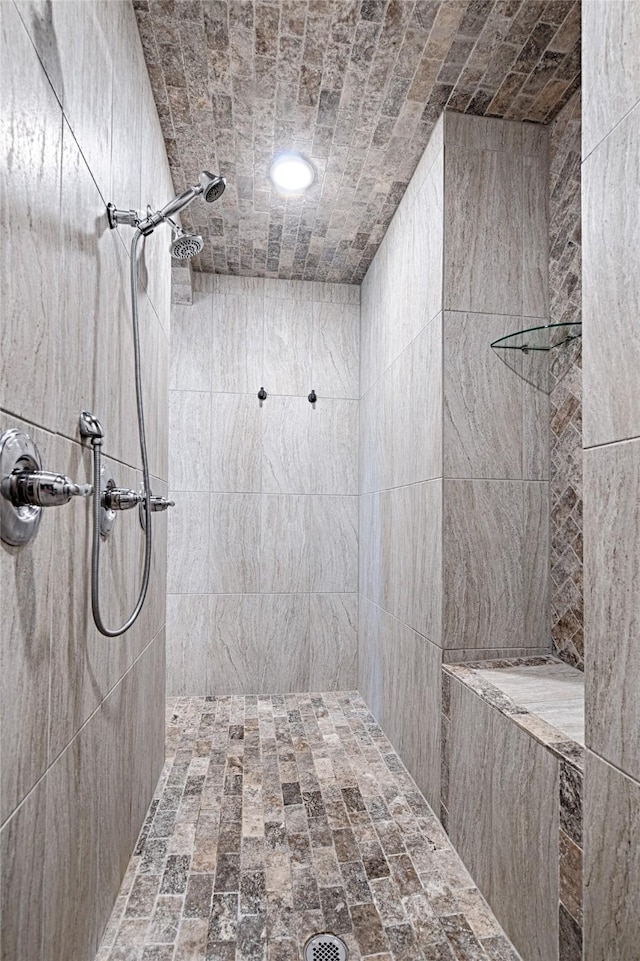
<box><xmin>107</xmin><ymin>203</ymin><xmax>140</xmax><ymax>231</ymax></box>
<box><xmin>0</xmin><ymin>428</ymin><xmax>93</xmax><ymax>547</ymax></box>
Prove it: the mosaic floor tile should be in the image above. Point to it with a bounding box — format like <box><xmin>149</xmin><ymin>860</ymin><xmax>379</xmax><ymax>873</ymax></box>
<box><xmin>97</xmin><ymin>693</ymin><xmax>520</xmax><ymax>961</ymax></box>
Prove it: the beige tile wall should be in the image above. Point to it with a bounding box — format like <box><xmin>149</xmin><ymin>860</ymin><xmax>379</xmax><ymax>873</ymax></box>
<box><xmin>358</xmin><ymin>112</ymin><xmax>551</xmax><ymax>813</ymax></box>
<box><xmin>166</xmin><ymin>274</ymin><xmax>360</xmax><ymax>695</ymax></box>
<box><xmin>0</xmin><ymin>3</ymin><xmax>171</xmax><ymax>959</ymax></box>
<box><xmin>583</xmin><ymin>4</ymin><xmax>640</xmax><ymax>955</ymax></box>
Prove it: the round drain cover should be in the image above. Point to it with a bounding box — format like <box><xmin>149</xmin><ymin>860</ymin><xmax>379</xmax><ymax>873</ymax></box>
<box><xmin>304</xmin><ymin>933</ymin><xmax>348</xmax><ymax>961</ymax></box>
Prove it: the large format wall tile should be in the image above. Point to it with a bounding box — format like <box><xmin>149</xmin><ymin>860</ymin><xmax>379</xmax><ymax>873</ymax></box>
<box><xmin>310</xmin><ymin>398</ymin><xmax>358</xmax><ymax>495</ymax></box>
<box><xmin>524</xmin><ymin>481</ymin><xmax>550</xmax><ymax>648</ymax></box>
<box><xmin>357</xmin><ymin>595</ymin><xmax>383</xmax><ymax>721</ymax></box>
<box><xmin>309</xmin><ymin>593</ymin><xmax>358</xmax><ymax>691</ymax></box>
<box><xmin>0</xmin><ymin>4</ymin><xmax>62</xmax><ymax>432</ymax></box>
<box><xmin>263</xmin><ymin>299</ymin><xmax>313</xmax><ymax>395</ymax></box>
<box><xmin>0</xmin><ymin>417</ymin><xmax>53</xmax><ymax>824</ymax></box>
<box><xmin>308</xmin><ymin>495</ymin><xmax>358</xmax><ymax>593</ymax></box>
<box><xmin>166</xmin><ymin>595</ymin><xmax>212</xmax><ymax>696</ymax></box>
<box><xmin>208</xmin><ymin>594</ymin><xmax>263</xmax><ymax>695</ymax></box>
<box><xmin>0</xmin><ymin>779</ymin><xmax>46</xmax><ymax>961</ymax></box>
<box><xmin>583</xmin><ymin>103</ymin><xmax>640</xmax><ymax>447</ymax></box>
<box><xmin>584</xmin><ymin>752</ymin><xmax>640</xmax><ymax>961</ymax></box>
<box><xmin>443</xmin><ymin>479</ymin><xmax>523</xmax><ymax>650</ymax></box>
<box><xmin>170</xmin><ymin>293</ymin><xmax>213</xmax><ymax>391</ymax></box>
<box><xmin>211</xmin><ymin>293</ymin><xmax>263</xmax><ymax>393</ymax></box>
<box><xmin>312</xmin><ymin>302</ymin><xmax>360</xmax><ymax>399</ymax></box>
<box><xmin>210</xmin><ymin>393</ymin><xmax>262</xmax><ymax>493</ymax></box>
<box><xmin>444</xmin><ymin>146</ymin><xmax>523</xmax><ymax>316</ymax></box>
<box><xmin>582</xmin><ymin>0</ymin><xmax>640</xmax><ymax>158</ymax></box>
<box><xmin>448</xmin><ymin>678</ymin><xmax>559</xmax><ymax>961</ymax></box>
<box><xmin>167</xmin><ymin>491</ymin><xmax>210</xmax><ymax>594</ymax></box>
<box><xmin>260</xmin><ymin>495</ymin><xmax>309</xmax><ymax>593</ymax></box>
<box><xmin>168</xmin><ymin>391</ymin><xmax>211</xmax><ymax>491</ymax></box>
<box><xmin>444</xmin><ymin>312</ymin><xmax>523</xmax><ymax>479</ymax></box>
<box><xmin>209</xmin><ymin>493</ymin><xmax>261</xmax><ymax>594</ymax></box>
<box><xmin>262</xmin><ymin>396</ymin><xmax>311</xmax><ymax>494</ymax></box>
<box><xmin>259</xmin><ymin>593</ymin><xmax>310</xmax><ymax>693</ymax></box>
<box><xmin>584</xmin><ymin>440</ymin><xmax>640</xmax><ymax>782</ymax></box>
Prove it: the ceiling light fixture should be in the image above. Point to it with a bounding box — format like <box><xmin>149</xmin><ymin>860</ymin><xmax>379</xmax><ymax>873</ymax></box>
<box><xmin>269</xmin><ymin>152</ymin><xmax>315</xmax><ymax>195</ymax></box>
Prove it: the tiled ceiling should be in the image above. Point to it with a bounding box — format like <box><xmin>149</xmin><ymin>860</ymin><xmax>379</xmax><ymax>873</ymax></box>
<box><xmin>134</xmin><ymin>0</ymin><xmax>581</xmax><ymax>283</ymax></box>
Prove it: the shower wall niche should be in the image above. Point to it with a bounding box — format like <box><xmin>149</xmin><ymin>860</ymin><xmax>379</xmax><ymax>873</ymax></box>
<box><xmin>0</xmin><ymin>4</ymin><xmax>171</xmax><ymax>961</ymax></box>
<box><xmin>167</xmin><ymin>274</ymin><xmax>360</xmax><ymax>695</ymax></box>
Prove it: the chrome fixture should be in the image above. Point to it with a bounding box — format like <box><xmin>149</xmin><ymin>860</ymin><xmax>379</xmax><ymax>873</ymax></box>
<box><xmin>0</xmin><ymin>428</ymin><xmax>92</xmax><ymax>547</ymax></box>
<box><xmin>139</xmin><ymin>494</ymin><xmax>176</xmax><ymax>531</ymax></box>
<box><xmin>107</xmin><ymin>170</ymin><xmax>225</xmax><ymax>238</ymax></box>
<box><xmin>169</xmin><ymin>225</ymin><xmax>204</xmax><ymax>260</ymax></box>
<box><xmin>258</xmin><ymin>387</ymin><xmax>267</xmax><ymax>407</ymax></box>
<box><xmin>304</xmin><ymin>934</ymin><xmax>348</xmax><ymax>961</ymax></box>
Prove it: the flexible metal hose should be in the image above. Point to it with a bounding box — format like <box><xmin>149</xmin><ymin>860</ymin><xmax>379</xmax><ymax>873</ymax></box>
<box><xmin>90</xmin><ymin>228</ymin><xmax>152</xmax><ymax>636</ymax></box>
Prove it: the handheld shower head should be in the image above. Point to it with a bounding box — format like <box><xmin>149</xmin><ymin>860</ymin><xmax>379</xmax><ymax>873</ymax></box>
<box><xmin>200</xmin><ymin>171</ymin><xmax>226</xmax><ymax>203</ymax></box>
<box><xmin>169</xmin><ymin>228</ymin><xmax>203</xmax><ymax>260</ymax></box>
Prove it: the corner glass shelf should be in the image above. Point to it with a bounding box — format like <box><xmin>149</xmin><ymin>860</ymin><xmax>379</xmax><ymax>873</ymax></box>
<box><xmin>491</xmin><ymin>322</ymin><xmax>581</xmax><ymax>353</ymax></box>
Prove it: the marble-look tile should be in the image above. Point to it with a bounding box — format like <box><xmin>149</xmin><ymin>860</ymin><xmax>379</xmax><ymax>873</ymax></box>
<box><xmin>447</xmin><ymin>677</ymin><xmax>559</xmax><ymax>961</ymax></box>
<box><xmin>259</xmin><ymin>594</ymin><xmax>310</xmax><ymax>694</ymax></box>
<box><xmin>308</xmin><ymin>496</ymin><xmax>358</xmax><ymax>593</ymax></box>
<box><xmin>443</xmin><ymin>479</ymin><xmax>523</xmax><ymax>649</ymax></box>
<box><xmin>386</xmin><ymin>481</ymin><xmax>442</xmax><ymax>643</ymax></box>
<box><xmin>105</xmin><ymin>0</ymin><xmax>142</xmax><ymax>216</ymax></box>
<box><xmin>0</xmin><ymin>778</ymin><xmax>47</xmax><ymax>961</ymax></box>
<box><xmin>309</xmin><ymin>594</ymin><xmax>358</xmax><ymax>691</ymax></box>
<box><xmin>168</xmin><ymin>391</ymin><xmax>211</xmax><ymax>491</ymax></box>
<box><xmin>208</xmin><ymin>595</ymin><xmax>262</xmax><ymax>695</ymax></box>
<box><xmin>44</xmin><ymin>715</ymin><xmax>100</xmax><ymax>961</ymax></box>
<box><xmin>312</xmin><ymin>302</ymin><xmax>360</xmax><ymax>399</ymax></box>
<box><xmin>260</xmin><ymin>495</ymin><xmax>309</xmax><ymax>593</ymax></box>
<box><xmin>211</xmin><ymin>293</ymin><xmax>263</xmax><ymax>394</ymax></box>
<box><xmin>209</xmin><ymin>494</ymin><xmax>261</xmax><ymax>594</ymax></box>
<box><xmin>359</xmin><ymin>257</ymin><xmax>386</xmax><ymax>398</ymax></box>
<box><xmin>404</xmin><ymin>112</ymin><xmax>444</xmax><ymax>206</ymax></box>
<box><xmin>210</xmin><ymin>393</ymin><xmax>262</xmax><ymax>493</ymax></box>
<box><xmin>444</xmin><ymin>112</ymin><xmax>523</xmax><ymax>154</ymax></box>
<box><xmin>17</xmin><ymin>0</ymin><xmax>113</xmax><ymax>200</ymax></box>
<box><xmin>391</xmin><ymin>316</ymin><xmax>443</xmax><ymax>489</ymax></box>
<box><xmin>261</xmin><ymin>396</ymin><xmax>311</xmax><ymax>494</ymax></box>
<box><xmin>0</xmin><ymin>417</ymin><xmax>54</xmax><ymax>823</ymax></box>
<box><xmin>444</xmin><ymin>313</ymin><xmax>523</xmax><ymax>479</ymax></box>
<box><xmin>583</xmin><ymin>751</ymin><xmax>640</xmax><ymax>961</ymax></box>
<box><xmin>309</xmin><ymin>399</ymin><xmax>358</xmax><ymax>495</ymax></box>
<box><xmin>522</xmin><ymin>150</ymin><xmax>549</xmax><ymax>319</ymax></box>
<box><xmin>585</xmin><ymin>441</ymin><xmax>640</xmax><ymax>781</ymax></box>
<box><xmin>583</xmin><ymin>103</ymin><xmax>640</xmax><ymax>446</ymax></box>
<box><xmin>139</xmin><ymin>295</ymin><xmax>169</xmax><ymax>482</ymax></box>
<box><xmin>311</xmin><ymin>281</ymin><xmax>360</xmax><ymax>305</ymax></box>
<box><xmin>215</xmin><ymin>275</ymin><xmax>264</xmax><ymax>296</ymax></box>
<box><xmin>523</xmin><ymin>482</ymin><xmax>550</xmax><ymax>649</ymax></box>
<box><xmin>0</xmin><ymin>4</ymin><xmax>62</xmax><ymax>432</ymax></box>
<box><xmin>357</xmin><ymin>595</ymin><xmax>384</xmax><ymax>723</ymax></box>
<box><xmin>582</xmin><ymin>0</ymin><xmax>640</xmax><ymax>158</ymax></box>
<box><xmin>263</xmin><ymin>278</ymin><xmax>316</xmax><ymax>302</ymax></box>
<box><xmin>444</xmin><ymin>146</ymin><xmax>523</xmax><ymax>316</ymax></box>
<box><xmin>263</xmin><ymin>299</ymin><xmax>313</xmax><ymax>396</ymax></box>
<box><xmin>522</xmin><ymin>347</ymin><xmax>550</xmax><ymax>481</ymax></box>
<box><xmin>170</xmin><ymin>293</ymin><xmax>213</xmax><ymax>391</ymax></box>
<box><xmin>167</xmin><ymin>492</ymin><xmax>210</xmax><ymax>594</ymax></box>
<box><xmin>166</xmin><ymin>594</ymin><xmax>211</xmax><ymax>696</ymax></box>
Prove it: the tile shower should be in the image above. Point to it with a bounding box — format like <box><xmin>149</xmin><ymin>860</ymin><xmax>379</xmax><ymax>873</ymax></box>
<box><xmin>2</xmin><ymin>3</ymin><xmax>640</xmax><ymax>961</ymax></box>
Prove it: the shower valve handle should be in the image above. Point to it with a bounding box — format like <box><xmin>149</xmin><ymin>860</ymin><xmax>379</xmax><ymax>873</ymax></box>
<box><xmin>1</xmin><ymin>469</ymin><xmax>93</xmax><ymax>508</ymax></box>
<box><xmin>102</xmin><ymin>487</ymin><xmax>142</xmax><ymax>511</ymax></box>
<box><xmin>149</xmin><ymin>496</ymin><xmax>175</xmax><ymax>513</ymax></box>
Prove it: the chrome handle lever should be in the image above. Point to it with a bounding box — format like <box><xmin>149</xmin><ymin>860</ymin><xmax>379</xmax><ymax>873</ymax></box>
<box><xmin>149</xmin><ymin>496</ymin><xmax>175</xmax><ymax>513</ymax></box>
<box><xmin>102</xmin><ymin>487</ymin><xmax>142</xmax><ymax>511</ymax></box>
<box><xmin>1</xmin><ymin>469</ymin><xmax>93</xmax><ymax>509</ymax></box>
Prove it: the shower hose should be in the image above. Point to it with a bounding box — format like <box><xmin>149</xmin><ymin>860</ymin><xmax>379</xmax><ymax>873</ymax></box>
<box><xmin>90</xmin><ymin>228</ymin><xmax>153</xmax><ymax>636</ymax></box>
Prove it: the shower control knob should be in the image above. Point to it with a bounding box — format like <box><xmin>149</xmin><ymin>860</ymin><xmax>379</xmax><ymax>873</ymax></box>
<box><xmin>102</xmin><ymin>487</ymin><xmax>142</xmax><ymax>511</ymax></box>
<box><xmin>149</xmin><ymin>496</ymin><xmax>175</xmax><ymax>512</ymax></box>
<box><xmin>1</xmin><ymin>469</ymin><xmax>93</xmax><ymax>509</ymax></box>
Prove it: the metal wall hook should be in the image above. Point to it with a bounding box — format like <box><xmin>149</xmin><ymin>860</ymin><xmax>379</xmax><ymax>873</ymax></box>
<box><xmin>308</xmin><ymin>389</ymin><xmax>317</xmax><ymax>408</ymax></box>
<box><xmin>258</xmin><ymin>387</ymin><xmax>267</xmax><ymax>407</ymax></box>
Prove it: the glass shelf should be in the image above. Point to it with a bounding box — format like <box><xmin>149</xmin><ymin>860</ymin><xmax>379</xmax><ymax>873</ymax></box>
<box><xmin>491</xmin><ymin>322</ymin><xmax>582</xmax><ymax>353</ymax></box>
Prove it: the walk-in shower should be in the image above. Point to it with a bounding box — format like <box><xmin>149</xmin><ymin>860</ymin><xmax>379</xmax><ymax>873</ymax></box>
<box><xmin>0</xmin><ymin>170</ymin><xmax>225</xmax><ymax>637</ymax></box>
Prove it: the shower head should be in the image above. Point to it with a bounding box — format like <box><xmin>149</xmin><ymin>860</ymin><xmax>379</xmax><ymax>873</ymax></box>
<box><xmin>169</xmin><ymin>228</ymin><xmax>204</xmax><ymax>260</ymax></box>
<box><xmin>200</xmin><ymin>171</ymin><xmax>226</xmax><ymax>203</ymax></box>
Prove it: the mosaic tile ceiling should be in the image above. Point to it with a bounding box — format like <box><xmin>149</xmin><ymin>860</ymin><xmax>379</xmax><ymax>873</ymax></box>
<box><xmin>134</xmin><ymin>0</ymin><xmax>581</xmax><ymax>283</ymax></box>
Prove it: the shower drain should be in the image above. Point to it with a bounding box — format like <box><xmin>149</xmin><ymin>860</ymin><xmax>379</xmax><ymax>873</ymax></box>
<box><xmin>303</xmin><ymin>933</ymin><xmax>348</xmax><ymax>961</ymax></box>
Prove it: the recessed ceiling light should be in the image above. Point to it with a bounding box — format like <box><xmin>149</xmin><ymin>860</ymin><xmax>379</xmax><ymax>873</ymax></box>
<box><xmin>269</xmin><ymin>153</ymin><xmax>315</xmax><ymax>195</ymax></box>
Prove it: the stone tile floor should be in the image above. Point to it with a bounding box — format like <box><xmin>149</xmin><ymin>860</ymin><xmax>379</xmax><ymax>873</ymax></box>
<box><xmin>96</xmin><ymin>692</ymin><xmax>520</xmax><ymax>961</ymax></box>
